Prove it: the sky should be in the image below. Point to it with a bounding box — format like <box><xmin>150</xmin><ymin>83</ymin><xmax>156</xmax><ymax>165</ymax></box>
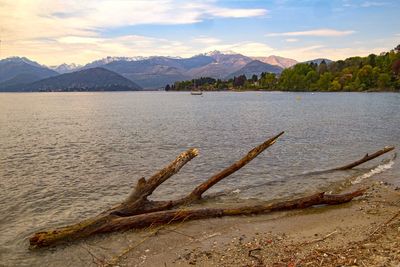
<box><xmin>0</xmin><ymin>0</ymin><xmax>399</xmax><ymax>65</ymax></box>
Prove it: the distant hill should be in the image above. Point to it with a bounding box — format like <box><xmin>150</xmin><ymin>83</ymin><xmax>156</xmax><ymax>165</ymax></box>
<box><xmin>0</xmin><ymin>68</ymin><xmax>142</xmax><ymax>92</ymax></box>
<box><xmin>1</xmin><ymin>52</ymin><xmax>336</xmax><ymax>91</ymax></box>
<box><xmin>252</xmin><ymin>55</ymin><xmax>297</xmax><ymax>68</ymax></box>
<box><xmin>0</xmin><ymin>73</ymin><xmax>44</xmax><ymax>88</ymax></box>
<box><xmin>0</xmin><ymin>57</ymin><xmax>58</xmax><ymax>86</ymax></box>
<box><xmin>101</xmin><ymin>57</ymin><xmax>190</xmax><ymax>89</ymax></box>
<box><xmin>92</xmin><ymin>52</ymin><xmax>252</xmax><ymax>88</ymax></box>
<box><xmin>187</xmin><ymin>51</ymin><xmax>253</xmax><ymax>79</ymax></box>
<box><xmin>77</xmin><ymin>51</ymin><xmax>253</xmax><ymax>88</ymax></box>
<box><xmin>226</xmin><ymin>60</ymin><xmax>283</xmax><ymax>79</ymax></box>
<box><xmin>303</xmin><ymin>58</ymin><xmax>333</xmax><ymax>65</ymax></box>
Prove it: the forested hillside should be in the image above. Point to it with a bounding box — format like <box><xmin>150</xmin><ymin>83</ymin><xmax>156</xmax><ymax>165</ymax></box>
<box><xmin>168</xmin><ymin>45</ymin><xmax>400</xmax><ymax>92</ymax></box>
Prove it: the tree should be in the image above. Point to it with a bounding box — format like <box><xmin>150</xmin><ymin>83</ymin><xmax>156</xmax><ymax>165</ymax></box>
<box><xmin>357</xmin><ymin>65</ymin><xmax>373</xmax><ymax>87</ymax></box>
<box><xmin>392</xmin><ymin>59</ymin><xmax>400</xmax><ymax>76</ymax></box>
<box><xmin>251</xmin><ymin>74</ymin><xmax>258</xmax><ymax>82</ymax></box>
<box><xmin>317</xmin><ymin>72</ymin><xmax>333</xmax><ymax>91</ymax></box>
<box><xmin>165</xmin><ymin>84</ymin><xmax>171</xmax><ymax>91</ymax></box>
<box><xmin>395</xmin><ymin>44</ymin><xmax>400</xmax><ymax>53</ymax></box>
<box><xmin>329</xmin><ymin>80</ymin><xmax>341</xmax><ymax>91</ymax></box>
<box><xmin>305</xmin><ymin>70</ymin><xmax>319</xmax><ymax>89</ymax></box>
<box><xmin>318</xmin><ymin>60</ymin><xmax>328</xmax><ymax>74</ymax></box>
<box><xmin>233</xmin><ymin>75</ymin><xmax>246</xmax><ymax>87</ymax></box>
<box><xmin>377</xmin><ymin>73</ymin><xmax>391</xmax><ymax>89</ymax></box>
<box><xmin>260</xmin><ymin>73</ymin><xmax>277</xmax><ymax>90</ymax></box>
<box><xmin>367</xmin><ymin>54</ymin><xmax>377</xmax><ymax>67</ymax></box>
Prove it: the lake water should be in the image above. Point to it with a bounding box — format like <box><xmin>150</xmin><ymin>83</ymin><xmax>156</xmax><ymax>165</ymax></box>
<box><xmin>0</xmin><ymin>91</ymin><xmax>399</xmax><ymax>266</ymax></box>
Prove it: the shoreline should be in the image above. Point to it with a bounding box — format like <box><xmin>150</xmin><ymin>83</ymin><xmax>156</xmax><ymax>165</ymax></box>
<box><xmin>1</xmin><ymin>89</ymin><xmax>399</xmax><ymax>93</ymax></box>
<box><xmin>104</xmin><ymin>180</ymin><xmax>400</xmax><ymax>266</ymax></box>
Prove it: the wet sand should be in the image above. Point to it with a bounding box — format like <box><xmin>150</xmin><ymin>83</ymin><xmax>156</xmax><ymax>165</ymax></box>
<box><xmin>94</xmin><ymin>180</ymin><xmax>400</xmax><ymax>267</ymax></box>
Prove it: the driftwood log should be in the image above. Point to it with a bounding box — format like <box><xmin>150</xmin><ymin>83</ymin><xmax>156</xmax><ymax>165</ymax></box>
<box><xmin>307</xmin><ymin>146</ymin><xmax>395</xmax><ymax>176</ymax></box>
<box><xmin>29</xmin><ymin>132</ymin><xmax>394</xmax><ymax>248</ymax></box>
<box><xmin>30</xmin><ymin>190</ymin><xmax>366</xmax><ymax>248</ymax></box>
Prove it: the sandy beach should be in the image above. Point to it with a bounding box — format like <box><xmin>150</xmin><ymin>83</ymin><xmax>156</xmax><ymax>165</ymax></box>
<box><xmin>91</xmin><ymin>179</ymin><xmax>400</xmax><ymax>267</ymax></box>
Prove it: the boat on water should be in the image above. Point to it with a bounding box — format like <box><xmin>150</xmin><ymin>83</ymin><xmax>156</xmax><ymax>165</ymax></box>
<box><xmin>191</xmin><ymin>91</ymin><xmax>203</xmax><ymax>95</ymax></box>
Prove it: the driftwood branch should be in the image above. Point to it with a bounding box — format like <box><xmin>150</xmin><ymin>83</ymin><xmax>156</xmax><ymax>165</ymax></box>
<box><xmin>331</xmin><ymin>146</ymin><xmax>394</xmax><ymax>170</ymax></box>
<box><xmin>305</xmin><ymin>146</ymin><xmax>395</xmax><ymax>176</ymax></box>
<box><xmin>126</xmin><ymin>148</ymin><xmax>199</xmax><ymax>202</ymax></box>
<box><xmin>30</xmin><ymin>189</ymin><xmax>366</xmax><ymax>248</ymax></box>
<box><xmin>28</xmin><ymin>133</ymin><xmax>394</xmax><ymax>249</ymax></box>
<box><xmin>110</xmin><ymin>148</ymin><xmax>199</xmax><ymax>216</ymax></box>
<box><xmin>112</xmin><ymin>131</ymin><xmax>284</xmax><ymax>216</ymax></box>
<box><xmin>29</xmin><ymin>132</ymin><xmax>284</xmax><ymax>248</ymax></box>
<box><xmin>190</xmin><ymin>131</ymin><xmax>284</xmax><ymax>199</ymax></box>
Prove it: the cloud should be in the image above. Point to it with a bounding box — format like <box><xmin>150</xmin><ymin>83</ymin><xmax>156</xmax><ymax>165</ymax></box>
<box><xmin>277</xmin><ymin>45</ymin><xmax>390</xmax><ymax>61</ymax></box>
<box><xmin>0</xmin><ymin>0</ymin><xmax>268</xmax><ymax>64</ymax></box>
<box><xmin>206</xmin><ymin>6</ymin><xmax>267</xmax><ymax>18</ymax></box>
<box><xmin>360</xmin><ymin>1</ymin><xmax>388</xmax><ymax>7</ymax></box>
<box><xmin>285</xmin><ymin>38</ymin><xmax>299</xmax><ymax>43</ymax></box>
<box><xmin>192</xmin><ymin>37</ymin><xmax>221</xmax><ymax>45</ymax></box>
<box><xmin>342</xmin><ymin>0</ymin><xmax>389</xmax><ymax>8</ymax></box>
<box><xmin>0</xmin><ymin>0</ymin><xmax>267</xmax><ymax>40</ymax></box>
<box><xmin>266</xmin><ymin>28</ymin><xmax>355</xmax><ymax>37</ymax></box>
<box><xmin>3</xmin><ymin>34</ymin><xmax>196</xmax><ymax>65</ymax></box>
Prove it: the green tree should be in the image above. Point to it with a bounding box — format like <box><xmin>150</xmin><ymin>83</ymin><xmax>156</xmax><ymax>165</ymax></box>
<box><xmin>318</xmin><ymin>60</ymin><xmax>328</xmax><ymax>74</ymax></box>
<box><xmin>305</xmin><ymin>70</ymin><xmax>319</xmax><ymax>90</ymax></box>
<box><xmin>260</xmin><ymin>73</ymin><xmax>277</xmax><ymax>90</ymax></box>
<box><xmin>377</xmin><ymin>73</ymin><xmax>391</xmax><ymax>89</ymax></box>
<box><xmin>317</xmin><ymin>72</ymin><xmax>333</xmax><ymax>91</ymax></box>
<box><xmin>357</xmin><ymin>65</ymin><xmax>373</xmax><ymax>87</ymax></box>
<box><xmin>329</xmin><ymin>80</ymin><xmax>341</xmax><ymax>91</ymax></box>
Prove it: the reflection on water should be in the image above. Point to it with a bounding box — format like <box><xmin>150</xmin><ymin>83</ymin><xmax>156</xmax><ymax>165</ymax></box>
<box><xmin>0</xmin><ymin>91</ymin><xmax>399</xmax><ymax>266</ymax></box>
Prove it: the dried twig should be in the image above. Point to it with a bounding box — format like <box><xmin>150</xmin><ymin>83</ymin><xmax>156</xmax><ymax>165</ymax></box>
<box><xmin>369</xmin><ymin>210</ymin><xmax>400</xmax><ymax>237</ymax></box>
<box><xmin>302</xmin><ymin>230</ymin><xmax>338</xmax><ymax>245</ymax></box>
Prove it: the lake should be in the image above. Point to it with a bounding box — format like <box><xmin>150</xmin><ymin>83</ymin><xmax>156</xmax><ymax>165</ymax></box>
<box><xmin>0</xmin><ymin>91</ymin><xmax>399</xmax><ymax>266</ymax></box>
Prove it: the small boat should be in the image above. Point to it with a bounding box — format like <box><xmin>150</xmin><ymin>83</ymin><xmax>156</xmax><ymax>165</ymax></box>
<box><xmin>191</xmin><ymin>91</ymin><xmax>203</xmax><ymax>95</ymax></box>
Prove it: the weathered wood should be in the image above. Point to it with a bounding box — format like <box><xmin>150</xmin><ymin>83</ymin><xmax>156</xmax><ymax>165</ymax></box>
<box><xmin>332</xmin><ymin>146</ymin><xmax>394</xmax><ymax>170</ymax></box>
<box><xmin>29</xmin><ymin>133</ymin><xmax>284</xmax><ymax>248</ymax></box>
<box><xmin>30</xmin><ymin>189</ymin><xmax>365</xmax><ymax>248</ymax></box>
<box><xmin>28</xmin><ymin>134</ymin><xmax>390</xmax><ymax>249</ymax></box>
<box><xmin>125</xmin><ymin>148</ymin><xmax>199</xmax><ymax>202</ymax></box>
<box><xmin>305</xmin><ymin>146</ymin><xmax>395</xmax><ymax>176</ymax></box>
<box><xmin>188</xmin><ymin>131</ymin><xmax>284</xmax><ymax>200</ymax></box>
<box><xmin>111</xmin><ymin>148</ymin><xmax>199</xmax><ymax>216</ymax></box>
<box><xmin>112</xmin><ymin>132</ymin><xmax>284</xmax><ymax>216</ymax></box>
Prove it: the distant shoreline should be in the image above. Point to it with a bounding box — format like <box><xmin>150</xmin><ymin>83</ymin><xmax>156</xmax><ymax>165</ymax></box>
<box><xmin>0</xmin><ymin>89</ymin><xmax>399</xmax><ymax>93</ymax></box>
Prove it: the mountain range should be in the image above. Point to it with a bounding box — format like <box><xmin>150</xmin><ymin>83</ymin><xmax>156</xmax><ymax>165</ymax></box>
<box><xmin>0</xmin><ymin>57</ymin><xmax>58</xmax><ymax>87</ymax></box>
<box><xmin>0</xmin><ymin>51</ymin><xmax>330</xmax><ymax>92</ymax></box>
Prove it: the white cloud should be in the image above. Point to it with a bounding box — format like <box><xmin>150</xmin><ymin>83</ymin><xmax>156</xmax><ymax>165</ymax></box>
<box><xmin>3</xmin><ymin>34</ymin><xmax>196</xmax><ymax>65</ymax></box>
<box><xmin>266</xmin><ymin>28</ymin><xmax>355</xmax><ymax>37</ymax></box>
<box><xmin>206</xmin><ymin>6</ymin><xmax>267</xmax><ymax>18</ymax></box>
<box><xmin>0</xmin><ymin>0</ymin><xmax>267</xmax><ymax>40</ymax></box>
<box><xmin>0</xmin><ymin>0</ymin><xmax>267</xmax><ymax>64</ymax></box>
<box><xmin>360</xmin><ymin>1</ymin><xmax>387</xmax><ymax>7</ymax></box>
<box><xmin>342</xmin><ymin>0</ymin><xmax>389</xmax><ymax>8</ymax></box>
<box><xmin>192</xmin><ymin>37</ymin><xmax>221</xmax><ymax>45</ymax></box>
<box><xmin>285</xmin><ymin>38</ymin><xmax>299</xmax><ymax>42</ymax></box>
<box><xmin>277</xmin><ymin>45</ymin><xmax>389</xmax><ymax>61</ymax></box>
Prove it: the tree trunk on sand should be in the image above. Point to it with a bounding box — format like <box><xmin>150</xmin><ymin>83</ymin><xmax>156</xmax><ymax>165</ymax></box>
<box><xmin>29</xmin><ymin>131</ymin><xmax>394</xmax><ymax>248</ymax></box>
<box><xmin>30</xmin><ymin>189</ymin><xmax>366</xmax><ymax>248</ymax></box>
